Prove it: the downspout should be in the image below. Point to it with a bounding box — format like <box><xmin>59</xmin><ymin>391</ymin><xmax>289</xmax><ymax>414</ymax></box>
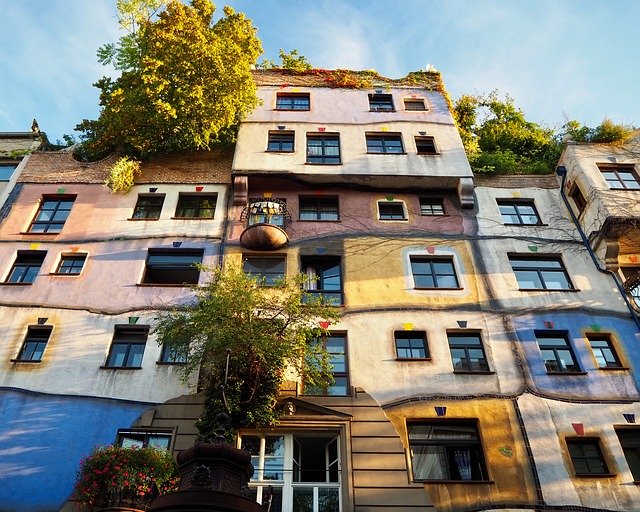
<box><xmin>555</xmin><ymin>166</ymin><xmax>640</xmax><ymax>331</ymax></box>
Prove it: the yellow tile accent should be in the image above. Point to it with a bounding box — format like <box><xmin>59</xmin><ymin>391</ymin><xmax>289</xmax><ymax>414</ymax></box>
<box><xmin>511</xmin><ymin>191</ymin><xmax>521</xmax><ymax>198</ymax></box>
<box><xmin>381</xmin><ymin>126</ymin><xmax>389</xmax><ymax>132</ymax></box>
<box><xmin>403</xmin><ymin>323</ymin><xmax>413</xmax><ymax>331</ymax></box>
<box><xmin>30</xmin><ymin>243</ymin><xmax>40</xmax><ymax>250</ymax></box>
<box><xmin>263</xmin><ymin>192</ymin><xmax>273</xmax><ymax>198</ymax></box>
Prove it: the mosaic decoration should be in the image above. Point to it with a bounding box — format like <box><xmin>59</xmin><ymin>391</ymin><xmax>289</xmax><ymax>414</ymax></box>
<box><xmin>498</xmin><ymin>446</ymin><xmax>513</xmax><ymax>458</ymax></box>
<box><xmin>29</xmin><ymin>243</ymin><xmax>40</xmax><ymax>250</ymax></box>
<box><xmin>195</xmin><ymin>186</ymin><xmax>204</xmax><ymax>192</ymax></box>
<box><xmin>544</xmin><ymin>321</ymin><xmax>555</xmax><ymax>329</ymax></box>
<box><xmin>57</xmin><ymin>188</ymin><xmax>66</xmax><ymax>194</ymax></box>
<box><xmin>37</xmin><ymin>317</ymin><xmax>48</xmax><ymax>325</ymax></box>
<box><xmin>457</xmin><ymin>320</ymin><xmax>467</xmax><ymax>328</ymax></box>
<box><xmin>571</xmin><ymin>423</ymin><xmax>585</xmax><ymax>436</ymax></box>
<box><xmin>528</xmin><ymin>245</ymin><xmax>538</xmax><ymax>253</ymax></box>
<box><xmin>149</xmin><ymin>187</ymin><xmax>158</xmax><ymax>193</ymax></box>
<box><xmin>128</xmin><ymin>317</ymin><xmax>139</xmax><ymax>325</ymax></box>
<box><xmin>172</xmin><ymin>241</ymin><xmax>182</xmax><ymax>248</ymax></box>
<box><xmin>590</xmin><ymin>324</ymin><xmax>601</xmax><ymax>332</ymax></box>
<box><xmin>623</xmin><ymin>413</ymin><xmax>636</xmax><ymax>424</ymax></box>
<box><xmin>434</xmin><ymin>406</ymin><xmax>447</xmax><ymax>417</ymax></box>
<box><xmin>403</xmin><ymin>323</ymin><xmax>413</xmax><ymax>331</ymax></box>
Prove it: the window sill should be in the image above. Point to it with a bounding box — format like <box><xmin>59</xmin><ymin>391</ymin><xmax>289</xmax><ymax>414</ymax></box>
<box><xmin>170</xmin><ymin>217</ymin><xmax>215</xmax><ymax>220</ymax></box>
<box><xmin>453</xmin><ymin>370</ymin><xmax>495</xmax><ymax>375</ymax></box>
<box><xmin>298</xmin><ymin>219</ymin><xmax>342</xmax><ymax>223</ymax></box>
<box><xmin>305</xmin><ymin>162</ymin><xmax>342</xmax><ymax>166</ymax></box>
<box><xmin>369</xmin><ymin>109</ymin><xmax>396</xmax><ymax>113</ymax></box>
<box><xmin>19</xmin><ymin>231</ymin><xmax>59</xmax><ymax>235</ymax></box>
<box><xmin>546</xmin><ymin>371</ymin><xmax>588</xmax><ymax>376</ymax></box>
<box><xmin>10</xmin><ymin>359</ymin><xmax>41</xmax><ymax>363</ymax></box>
<box><xmin>156</xmin><ymin>361</ymin><xmax>187</xmax><ymax>366</ymax></box>
<box><xmin>421</xmin><ymin>214</ymin><xmax>449</xmax><ymax>217</ymax></box>
<box><xmin>274</xmin><ymin>108</ymin><xmax>310</xmax><ymax>111</ymax></box>
<box><xmin>518</xmin><ymin>288</ymin><xmax>581</xmax><ymax>292</ymax></box>
<box><xmin>100</xmin><ymin>366</ymin><xmax>142</xmax><ymax>370</ymax></box>
<box><xmin>128</xmin><ymin>218</ymin><xmax>160</xmax><ymax>221</ymax></box>
<box><xmin>366</xmin><ymin>152</ymin><xmax>408</xmax><ymax>155</ymax></box>
<box><xmin>137</xmin><ymin>283</ymin><xmax>196</xmax><ymax>287</ymax></box>
<box><xmin>266</xmin><ymin>150</ymin><xmax>295</xmax><ymax>154</ymax></box>
<box><xmin>415</xmin><ymin>479</ymin><xmax>494</xmax><ymax>484</ymax></box>
<box><xmin>414</xmin><ymin>287</ymin><xmax>464</xmax><ymax>291</ymax></box>
<box><xmin>49</xmin><ymin>273</ymin><xmax>80</xmax><ymax>276</ymax></box>
<box><xmin>504</xmin><ymin>223</ymin><xmax>548</xmax><ymax>227</ymax></box>
<box><xmin>597</xmin><ymin>366</ymin><xmax>629</xmax><ymax>371</ymax></box>
<box><xmin>379</xmin><ymin>219</ymin><xmax>408</xmax><ymax>222</ymax></box>
<box><xmin>396</xmin><ymin>358</ymin><xmax>432</xmax><ymax>362</ymax></box>
<box><xmin>1</xmin><ymin>282</ymin><xmax>32</xmax><ymax>286</ymax></box>
<box><xmin>417</xmin><ymin>153</ymin><xmax>441</xmax><ymax>156</ymax></box>
<box><xmin>575</xmin><ymin>473</ymin><xmax>615</xmax><ymax>478</ymax></box>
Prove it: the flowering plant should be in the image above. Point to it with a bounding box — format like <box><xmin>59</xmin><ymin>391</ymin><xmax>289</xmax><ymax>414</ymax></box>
<box><xmin>73</xmin><ymin>445</ymin><xmax>179</xmax><ymax>510</ymax></box>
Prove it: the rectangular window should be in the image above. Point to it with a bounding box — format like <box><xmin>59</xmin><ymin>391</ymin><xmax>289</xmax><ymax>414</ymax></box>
<box><xmin>306</xmin><ymin>134</ymin><xmax>340</xmax><ymax>164</ymax></box>
<box><xmin>117</xmin><ymin>430</ymin><xmax>172</xmax><ymax>450</ymax></box>
<box><xmin>13</xmin><ymin>326</ymin><xmax>52</xmax><ymax>362</ymax></box>
<box><xmin>408</xmin><ymin>421</ymin><xmax>488</xmax><ymax>481</ymax></box>
<box><xmin>404</xmin><ymin>98</ymin><xmax>427</xmax><ymax>111</ymax></box>
<box><xmin>243</xmin><ymin>257</ymin><xmax>285</xmax><ymax>286</ymax></box>
<box><xmin>304</xmin><ymin>333</ymin><xmax>349</xmax><ymax>395</ymax></box>
<box><xmin>299</xmin><ymin>196</ymin><xmax>339</xmax><ymax>221</ymax></box>
<box><xmin>395</xmin><ymin>331</ymin><xmax>429</xmax><ymax>359</ymax></box>
<box><xmin>415</xmin><ymin>136</ymin><xmax>438</xmax><ymax>155</ymax></box>
<box><xmin>598</xmin><ymin>164</ymin><xmax>640</xmax><ymax>190</ymax></box>
<box><xmin>447</xmin><ymin>333</ymin><xmax>489</xmax><ymax>372</ymax></box>
<box><xmin>509</xmin><ymin>256</ymin><xmax>573</xmax><ymax>290</ymax></box>
<box><xmin>28</xmin><ymin>195</ymin><xmax>75</xmax><ymax>233</ymax></box>
<box><xmin>569</xmin><ymin>184</ymin><xmax>587</xmax><ymax>214</ymax></box>
<box><xmin>174</xmin><ymin>193</ymin><xmax>217</xmax><ymax>218</ymax></box>
<box><xmin>6</xmin><ymin>251</ymin><xmax>46</xmax><ymax>284</ymax></box>
<box><xmin>411</xmin><ymin>256</ymin><xmax>459</xmax><ymax>289</ymax></box>
<box><xmin>497</xmin><ymin>199</ymin><xmax>541</xmax><ymax>225</ymax></box>
<box><xmin>105</xmin><ymin>326</ymin><xmax>148</xmax><ymax>368</ymax></box>
<box><xmin>420</xmin><ymin>197</ymin><xmax>445</xmax><ymax>216</ymax></box>
<box><xmin>366</xmin><ymin>133</ymin><xmax>404</xmax><ymax>154</ymax></box>
<box><xmin>535</xmin><ymin>331</ymin><xmax>580</xmax><ymax>373</ymax></box>
<box><xmin>378</xmin><ymin>201</ymin><xmax>407</xmax><ymax>220</ymax></box>
<box><xmin>567</xmin><ymin>438</ymin><xmax>610</xmax><ymax>476</ymax></box>
<box><xmin>0</xmin><ymin>163</ymin><xmax>17</xmax><ymax>181</ymax></box>
<box><xmin>276</xmin><ymin>93</ymin><xmax>310</xmax><ymax>110</ymax></box>
<box><xmin>615</xmin><ymin>428</ymin><xmax>640</xmax><ymax>481</ymax></box>
<box><xmin>302</xmin><ymin>256</ymin><xmax>342</xmax><ymax>305</ymax></box>
<box><xmin>368</xmin><ymin>93</ymin><xmax>394</xmax><ymax>111</ymax></box>
<box><xmin>159</xmin><ymin>344</ymin><xmax>188</xmax><ymax>364</ymax></box>
<box><xmin>54</xmin><ymin>254</ymin><xmax>86</xmax><ymax>275</ymax></box>
<box><xmin>132</xmin><ymin>194</ymin><xmax>164</xmax><ymax>220</ymax></box>
<box><xmin>246</xmin><ymin>198</ymin><xmax>287</xmax><ymax>228</ymax></box>
<box><xmin>587</xmin><ymin>334</ymin><xmax>623</xmax><ymax>369</ymax></box>
<box><xmin>267</xmin><ymin>131</ymin><xmax>295</xmax><ymax>152</ymax></box>
<box><xmin>142</xmin><ymin>249</ymin><xmax>203</xmax><ymax>285</ymax></box>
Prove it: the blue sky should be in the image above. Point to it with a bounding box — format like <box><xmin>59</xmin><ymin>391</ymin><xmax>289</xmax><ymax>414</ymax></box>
<box><xmin>1</xmin><ymin>0</ymin><xmax>639</xmax><ymax>143</ymax></box>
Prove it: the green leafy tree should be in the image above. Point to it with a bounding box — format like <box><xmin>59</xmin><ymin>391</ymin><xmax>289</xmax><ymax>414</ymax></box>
<box><xmin>154</xmin><ymin>265</ymin><xmax>339</xmax><ymax>440</ymax></box>
<box><xmin>259</xmin><ymin>48</ymin><xmax>312</xmax><ymax>71</ymax></box>
<box><xmin>561</xmin><ymin>118</ymin><xmax>635</xmax><ymax>144</ymax></box>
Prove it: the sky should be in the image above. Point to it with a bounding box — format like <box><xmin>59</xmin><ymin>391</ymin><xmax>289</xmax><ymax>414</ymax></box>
<box><xmin>1</xmin><ymin>0</ymin><xmax>639</xmax><ymax>143</ymax></box>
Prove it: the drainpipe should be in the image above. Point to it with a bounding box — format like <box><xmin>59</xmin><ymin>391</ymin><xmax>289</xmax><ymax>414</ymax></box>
<box><xmin>556</xmin><ymin>166</ymin><xmax>640</xmax><ymax>331</ymax></box>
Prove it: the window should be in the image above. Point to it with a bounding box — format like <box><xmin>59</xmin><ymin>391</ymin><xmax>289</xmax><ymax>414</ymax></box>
<box><xmin>302</xmin><ymin>257</ymin><xmax>342</xmax><ymax>305</ymax></box>
<box><xmin>404</xmin><ymin>98</ymin><xmax>427</xmax><ymax>111</ymax></box>
<box><xmin>306</xmin><ymin>135</ymin><xmax>340</xmax><ymax>164</ymax></box>
<box><xmin>105</xmin><ymin>326</ymin><xmax>148</xmax><ymax>368</ymax></box>
<box><xmin>587</xmin><ymin>334</ymin><xmax>623</xmax><ymax>369</ymax></box>
<box><xmin>569</xmin><ymin>184</ymin><xmax>587</xmax><ymax>214</ymax></box>
<box><xmin>366</xmin><ymin>133</ymin><xmax>404</xmax><ymax>154</ymax></box>
<box><xmin>246</xmin><ymin>199</ymin><xmax>287</xmax><ymax>228</ymax></box>
<box><xmin>420</xmin><ymin>197</ymin><xmax>445</xmax><ymax>215</ymax></box>
<box><xmin>141</xmin><ymin>249</ymin><xmax>203</xmax><ymax>285</ymax></box>
<box><xmin>368</xmin><ymin>93</ymin><xmax>394</xmax><ymax>111</ymax></box>
<box><xmin>54</xmin><ymin>254</ymin><xmax>86</xmax><ymax>275</ymax></box>
<box><xmin>408</xmin><ymin>421</ymin><xmax>488</xmax><ymax>481</ymax></box>
<box><xmin>411</xmin><ymin>256</ymin><xmax>459</xmax><ymax>289</ymax></box>
<box><xmin>28</xmin><ymin>195</ymin><xmax>75</xmax><ymax>233</ymax></box>
<box><xmin>117</xmin><ymin>430</ymin><xmax>172</xmax><ymax>450</ymax></box>
<box><xmin>13</xmin><ymin>326</ymin><xmax>52</xmax><ymax>362</ymax></box>
<box><xmin>159</xmin><ymin>344</ymin><xmax>187</xmax><ymax>364</ymax></box>
<box><xmin>276</xmin><ymin>93</ymin><xmax>310</xmax><ymax>110</ymax></box>
<box><xmin>241</xmin><ymin>433</ymin><xmax>341</xmax><ymax>512</ymax></box>
<box><xmin>299</xmin><ymin>196</ymin><xmax>339</xmax><ymax>221</ymax></box>
<box><xmin>598</xmin><ymin>164</ymin><xmax>640</xmax><ymax>190</ymax></box>
<box><xmin>567</xmin><ymin>438</ymin><xmax>610</xmax><ymax>476</ymax></box>
<box><xmin>535</xmin><ymin>331</ymin><xmax>580</xmax><ymax>373</ymax></box>
<box><xmin>395</xmin><ymin>331</ymin><xmax>429</xmax><ymax>359</ymax></box>
<box><xmin>243</xmin><ymin>257</ymin><xmax>285</xmax><ymax>286</ymax></box>
<box><xmin>174</xmin><ymin>193</ymin><xmax>217</xmax><ymax>218</ymax></box>
<box><xmin>304</xmin><ymin>333</ymin><xmax>349</xmax><ymax>395</ymax></box>
<box><xmin>132</xmin><ymin>194</ymin><xmax>164</xmax><ymax>219</ymax></box>
<box><xmin>497</xmin><ymin>200</ymin><xmax>541</xmax><ymax>225</ymax></box>
<box><xmin>615</xmin><ymin>428</ymin><xmax>640</xmax><ymax>481</ymax></box>
<box><xmin>0</xmin><ymin>163</ymin><xmax>17</xmax><ymax>181</ymax></box>
<box><xmin>447</xmin><ymin>333</ymin><xmax>489</xmax><ymax>372</ymax></box>
<box><xmin>509</xmin><ymin>256</ymin><xmax>573</xmax><ymax>290</ymax></box>
<box><xmin>5</xmin><ymin>251</ymin><xmax>46</xmax><ymax>283</ymax></box>
<box><xmin>415</xmin><ymin>136</ymin><xmax>438</xmax><ymax>155</ymax></box>
<box><xmin>267</xmin><ymin>131</ymin><xmax>295</xmax><ymax>152</ymax></box>
<box><xmin>378</xmin><ymin>201</ymin><xmax>407</xmax><ymax>220</ymax></box>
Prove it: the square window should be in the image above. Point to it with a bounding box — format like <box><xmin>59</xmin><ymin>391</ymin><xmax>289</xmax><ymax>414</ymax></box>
<box><xmin>368</xmin><ymin>93</ymin><xmax>394</xmax><ymax>111</ymax></box>
<box><xmin>6</xmin><ymin>250</ymin><xmax>46</xmax><ymax>284</ymax></box>
<box><xmin>276</xmin><ymin>93</ymin><xmax>310</xmax><ymax>110</ymax></box>
<box><xmin>378</xmin><ymin>201</ymin><xmax>407</xmax><ymax>220</ymax></box>
<box><xmin>567</xmin><ymin>438</ymin><xmax>610</xmax><ymax>476</ymax></box>
<box><xmin>267</xmin><ymin>131</ymin><xmax>295</xmax><ymax>152</ymax></box>
<box><xmin>174</xmin><ymin>193</ymin><xmax>217</xmax><ymax>218</ymax></box>
<box><xmin>569</xmin><ymin>184</ymin><xmax>587</xmax><ymax>215</ymax></box>
<box><xmin>411</xmin><ymin>256</ymin><xmax>459</xmax><ymax>289</ymax></box>
<box><xmin>615</xmin><ymin>428</ymin><xmax>640</xmax><ymax>481</ymax></box>
<box><xmin>0</xmin><ymin>163</ymin><xmax>17</xmax><ymax>182</ymax></box>
<box><xmin>28</xmin><ymin>195</ymin><xmax>75</xmax><ymax>233</ymax></box>
<box><xmin>117</xmin><ymin>430</ymin><xmax>172</xmax><ymax>450</ymax></box>
<box><xmin>132</xmin><ymin>194</ymin><xmax>164</xmax><ymax>219</ymax></box>
<box><xmin>142</xmin><ymin>249</ymin><xmax>203</xmax><ymax>285</ymax></box>
<box><xmin>159</xmin><ymin>344</ymin><xmax>187</xmax><ymax>364</ymax></box>
<box><xmin>54</xmin><ymin>254</ymin><xmax>86</xmax><ymax>275</ymax></box>
<box><xmin>408</xmin><ymin>421</ymin><xmax>489</xmax><ymax>481</ymax></box>
<box><xmin>404</xmin><ymin>99</ymin><xmax>427</xmax><ymax>111</ymax></box>
<box><xmin>587</xmin><ymin>334</ymin><xmax>623</xmax><ymax>369</ymax></box>
<box><xmin>105</xmin><ymin>326</ymin><xmax>148</xmax><ymax>368</ymax></box>
<box><xmin>366</xmin><ymin>133</ymin><xmax>404</xmax><ymax>154</ymax></box>
<box><xmin>395</xmin><ymin>331</ymin><xmax>429</xmax><ymax>359</ymax></box>
<box><xmin>509</xmin><ymin>256</ymin><xmax>573</xmax><ymax>290</ymax></box>
<box><xmin>306</xmin><ymin>135</ymin><xmax>341</xmax><ymax>164</ymax></box>
<box><xmin>598</xmin><ymin>164</ymin><xmax>640</xmax><ymax>190</ymax></box>
<box><xmin>304</xmin><ymin>333</ymin><xmax>349</xmax><ymax>396</ymax></box>
<box><xmin>447</xmin><ymin>333</ymin><xmax>489</xmax><ymax>372</ymax></box>
<box><xmin>243</xmin><ymin>257</ymin><xmax>285</xmax><ymax>286</ymax></box>
<box><xmin>299</xmin><ymin>196</ymin><xmax>339</xmax><ymax>221</ymax></box>
<box><xmin>302</xmin><ymin>256</ymin><xmax>342</xmax><ymax>305</ymax></box>
<box><xmin>13</xmin><ymin>326</ymin><xmax>52</xmax><ymax>362</ymax></box>
<box><xmin>497</xmin><ymin>200</ymin><xmax>541</xmax><ymax>225</ymax></box>
<box><xmin>420</xmin><ymin>198</ymin><xmax>445</xmax><ymax>216</ymax></box>
<box><xmin>535</xmin><ymin>331</ymin><xmax>581</xmax><ymax>373</ymax></box>
<box><xmin>415</xmin><ymin>136</ymin><xmax>438</xmax><ymax>155</ymax></box>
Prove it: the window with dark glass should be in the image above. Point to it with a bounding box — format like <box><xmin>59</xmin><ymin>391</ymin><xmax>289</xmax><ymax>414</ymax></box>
<box><xmin>267</xmin><ymin>131</ymin><xmax>295</xmax><ymax>152</ymax></box>
<box><xmin>306</xmin><ymin>134</ymin><xmax>340</xmax><ymax>164</ymax></box>
<box><xmin>0</xmin><ymin>163</ymin><xmax>17</xmax><ymax>181</ymax></box>
<box><xmin>447</xmin><ymin>333</ymin><xmax>489</xmax><ymax>372</ymax></box>
<box><xmin>404</xmin><ymin>99</ymin><xmax>427</xmax><ymax>111</ymax></box>
<box><xmin>598</xmin><ymin>164</ymin><xmax>640</xmax><ymax>190</ymax></box>
<box><xmin>28</xmin><ymin>195</ymin><xmax>75</xmax><ymax>233</ymax></box>
<box><xmin>13</xmin><ymin>326</ymin><xmax>52</xmax><ymax>362</ymax></box>
<box><xmin>276</xmin><ymin>93</ymin><xmax>310</xmax><ymax>110</ymax></box>
<box><xmin>304</xmin><ymin>333</ymin><xmax>349</xmax><ymax>396</ymax></box>
<box><xmin>408</xmin><ymin>421</ymin><xmax>488</xmax><ymax>481</ymax></box>
<box><xmin>378</xmin><ymin>201</ymin><xmax>406</xmax><ymax>220</ymax></box>
<box><xmin>117</xmin><ymin>430</ymin><xmax>172</xmax><ymax>450</ymax></box>
<box><xmin>509</xmin><ymin>256</ymin><xmax>573</xmax><ymax>290</ymax></box>
<box><xmin>105</xmin><ymin>326</ymin><xmax>148</xmax><ymax>368</ymax></box>
<box><xmin>411</xmin><ymin>256</ymin><xmax>459</xmax><ymax>289</ymax></box>
<box><xmin>497</xmin><ymin>200</ymin><xmax>542</xmax><ymax>225</ymax></box>
<box><xmin>6</xmin><ymin>251</ymin><xmax>46</xmax><ymax>284</ymax></box>
<box><xmin>302</xmin><ymin>256</ymin><xmax>342</xmax><ymax>305</ymax></box>
<box><xmin>415</xmin><ymin>136</ymin><xmax>438</xmax><ymax>155</ymax></box>
<box><xmin>243</xmin><ymin>257</ymin><xmax>285</xmax><ymax>286</ymax></box>
<box><xmin>159</xmin><ymin>344</ymin><xmax>188</xmax><ymax>364</ymax></box>
<box><xmin>395</xmin><ymin>331</ymin><xmax>429</xmax><ymax>359</ymax></box>
<box><xmin>616</xmin><ymin>428</ymin><xmax>640</xmax><ymax>481</ymax></box>
<box><xmin>587</xmin><ymin>334</ymin><xmax>623</xmax><ymax>369</ymax></box>
<box><xmin>174</xmin><ymin>193</ymin><xmax>217</xmax><ymax>218</ymax></box>
<box><xmin>535</xmin><ymin>331</ymin><xmax>580</xmax><ymax>373</ymax></box>
<box><xmin>366</xmin><ymin>134</ymin><xmax>404</xmax><ymax>154</ymax></box>
<box><xmin>54</xmin><ymin>254</ymin><xmax>86</xmax><ymax>275</ymax></box>
<box><xmin>420</xmin><ymin>197</ymin><xmax>445</xmax><ymax>215</ymax></box>
<box><xmin>141</xmin><ymin>249</ymin><xmax>203</xmax><ymax>285</ymax></box>
<box><xmin>567</xmin><ymin>438</ymin><xmax>610</xmax><ymax>476</ymax></box>
<box><xmin>132</xmin><ymin>194</ymin><xmax>164</xmax><ymax>219</ymax></box>
<box><xmin>569</xmin><ymin>184</ymin><xmax>587</xmax><ymax>214</ymax></box>
<box><xmin>299</xmin><ymin>196</ymin><xmax>339</xmax><ymax>221</ymax></box>
<box><xmin>368</xmin><ymin>93</ymin><xmax>394</xmax><ymax>111</ymax></box>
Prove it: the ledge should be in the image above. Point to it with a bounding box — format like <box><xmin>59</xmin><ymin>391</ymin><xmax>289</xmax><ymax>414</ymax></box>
<box><xmin>156</xmin><ymin>361</ymin><xmax>187</xmax><ymax>366</ymax></box>
<box><xmin>100</xmin><ymin>366</ymin><xmax>142</xmax><ymax>370</ymax></box>
<box><xmin>575</xmin><ymin>473</ymin><xmax>615</xmax><ymax>478</ymax></box>
<box><xmin>10</xmin><ymin>359</ymin><xmax>41</xmax><ymax>363</ymax></box>
<box><xmin>396</xmin><ymin>358</ymin><xmax>432</xmax><ymax>362</ymax></box>
<box><xmin>297</xmin><ymin>219</ymin><xmax>342</xmax><ymax>223</ymax></box>
<box><xmin>415</xmin><ymin>479</ymin><xmax>494</xmax><ymax>484</ymax></box>
<box><xmin>0</xmin><ymin>282</ymin><xmax>32</xmax><ymax>286</ymax></box>
<box><xmin>453</xmin><ymin>370</ymin><xmax>496</xmax><ymax>375</ymax></box>
<box><xmin>546</xmin><ymin>371</ymin><xmax>588</xmax><ymax>376</ymax></box>
<box><xmin>19</xmin><ymin>232</ymin><xmax>59</xmax><ymax>235</ymax></box>
<box><xmin>170</xmin><ymin>216</ymin><xmax>215</xmax><ymax>220</ymax></box>
<box><xmin>597</xmin><ymin>366</ymin><xmax>630</xmax><ymax>371</ymax></box>
<box><xmin>518</xmin><ymin>288</ymin><xmax>581</xmax><ymax>292</ymax></box>
<box><xmin>127</xmin><ymin>218</ymin><xmax>160</xmax><ymax>221</ymax></box>
<box><xmin>366</xmin><ymin>152</ymin><xmax>408</xmax><ymax>155</ymax></box>
<box><xmin>504</xmin><ymin>223</ymin><xmax>549</xmax><ymax>227</ymax></box>
<box><xmin>414</xmin><ymin>287</ymin><xmax>464</xmax><ymax>291</ymax></box>
<box><xmin>136</xmin><ymin>283</ymin><xmax>194</xmax><ymax>287</ymax></box>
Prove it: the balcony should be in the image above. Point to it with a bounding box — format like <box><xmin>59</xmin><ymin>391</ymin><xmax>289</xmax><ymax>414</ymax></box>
<box><xmin>240</xmin><ymin>199</ymin><xmax>291</xmax><ymax>250</ymax></box>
